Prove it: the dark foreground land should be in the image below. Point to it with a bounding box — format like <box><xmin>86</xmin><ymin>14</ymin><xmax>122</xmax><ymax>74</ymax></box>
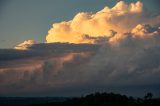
<box><xmin>1</xmin><ymin>92</ymin><xmax>160</xmax><ymax>106</ymax></box>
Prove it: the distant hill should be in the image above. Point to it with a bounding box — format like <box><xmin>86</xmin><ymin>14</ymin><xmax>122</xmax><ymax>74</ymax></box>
<box><xmin>31</xmin><ymin>92</ymin><xmax>160</xmax><ymax>106</ymax></box>
<box><xmin>0</xmin><ymin>97</ymin><xmax>67</xmax><ymax>106</ymax></box>
<box><xmin>0</xmin><ymin>92</ymin><xmax>160</xmax><ymax>106</ymax></box>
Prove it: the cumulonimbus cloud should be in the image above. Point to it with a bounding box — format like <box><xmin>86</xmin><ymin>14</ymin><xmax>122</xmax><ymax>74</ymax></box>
<box><xmin>45</xmin><ymin>1</ymin><xmax>160</xmax><ymax>45</ymax></box>
<box><xmin>2</xmin><ymin>1</ymin><xmax>160</xmax><ymax>96</ymax></box>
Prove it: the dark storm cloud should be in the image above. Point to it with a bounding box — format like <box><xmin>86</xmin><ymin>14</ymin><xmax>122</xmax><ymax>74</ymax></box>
<box><xmin>0</xmin><ymin>49</ymin><xmax>34</xmax><ymax>61</ymax></box>
<box><xmin>0</xmin><ymin>43</ymin><xmax>99</xmax><ymax>60</ymax></box>
<box><xmin>0</xmin><ymin>43</ymin><xmax>99</xmax><ymax>67</ymax></box>
<box><xmin>0</xmin><ymin>43</ymin><xmax>100</xmax><ymax>96</ymax></box>
<box><xmin>0</xmin><ymin>38</ymin><xmax>160</xmax><ymax>96</ymax></box>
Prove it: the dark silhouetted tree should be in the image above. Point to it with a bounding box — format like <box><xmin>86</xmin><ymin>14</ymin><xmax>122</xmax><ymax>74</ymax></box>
<box><xmin>144</xmin><ymin>92</ymin><xmax>153</xmax><ymax>100</ymax></box>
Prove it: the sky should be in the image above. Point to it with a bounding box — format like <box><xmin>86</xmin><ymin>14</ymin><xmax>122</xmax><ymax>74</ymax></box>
<box><xmin>0</xmin><ymin>0</ymin><xmax>160</xmax><ymax>48</ymax></box>
<box><xmin>0</xmin><ymin>0</ymin><xmax>160</xmax><ymax>97</ymax></box>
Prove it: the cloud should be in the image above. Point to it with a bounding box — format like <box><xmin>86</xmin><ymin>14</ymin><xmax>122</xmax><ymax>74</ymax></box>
<box><xmin>1</xmin><ymin>38</ymin><xmax>160</xmax><ymax>96</ymax></box>
<box><xmin>131</xmin><ymin>24</ymin><xmax>160</xmax><ymax>38</ymax></box>
<box><xmin>1</xmin><ymin>1</ymin><xmax>160</xmax><ymax>96</ymax></box>
<box><xmin>0</xmin><ymin>43</ymin><xmax>99</xmax><ymax>95</ymax></box>
<box><xmin>109</xmin><ymin>24</ymin><xmax>160</xmax><ymax>45</ymax></box>
<box><xmin>46</xmin><ymin>1</ymin><xmax>159</xmax><ymax>45</ymax></box>
<box><xmin>15</xmin><ymin>40</ymin><xmax>36</xmax><ymax>50</ymax></box>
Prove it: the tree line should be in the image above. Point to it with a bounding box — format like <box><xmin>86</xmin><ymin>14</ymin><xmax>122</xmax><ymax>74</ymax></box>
<box><xmin>32</xmin><ymin>92</ymin><xmax>160</xmax><ymax>106</ymax></box>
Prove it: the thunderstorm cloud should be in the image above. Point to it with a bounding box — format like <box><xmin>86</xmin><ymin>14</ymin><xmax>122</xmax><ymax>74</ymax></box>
<box><xmin>0</xmin><ymin>1</ymin><xmax>160</xmax><ymax>96</ymax></box>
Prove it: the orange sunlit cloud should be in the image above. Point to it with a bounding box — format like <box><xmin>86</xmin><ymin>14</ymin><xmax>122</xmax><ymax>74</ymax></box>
<box><xmin>45</xmin><ymin>1</ymin><xmax>159</xmax><ymax>45</ymax></box>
